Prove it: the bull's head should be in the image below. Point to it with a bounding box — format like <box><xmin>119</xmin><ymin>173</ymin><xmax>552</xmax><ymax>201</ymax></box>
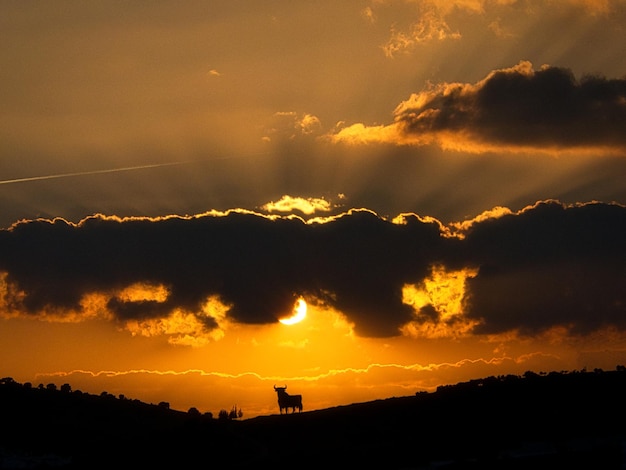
<box><xmin>274</xmin><ymin>384</ymin><xmax>287</xmax><ymax>391</ymax></box>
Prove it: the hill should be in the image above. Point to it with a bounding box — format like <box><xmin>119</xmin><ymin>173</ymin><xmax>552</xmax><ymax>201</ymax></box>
<box><xmin>2</xmin><ymin>369</ymin><xmax>626</xmax><ymax>468</ymax></box>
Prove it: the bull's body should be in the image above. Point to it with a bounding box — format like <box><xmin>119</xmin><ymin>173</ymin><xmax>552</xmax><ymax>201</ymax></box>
<box><xmin>274</xmin><ymin>385</ymin><xmax>302</xmax><ymax>414</ymax></box>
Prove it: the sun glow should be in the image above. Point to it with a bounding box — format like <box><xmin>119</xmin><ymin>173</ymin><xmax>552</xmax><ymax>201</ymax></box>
<box><xmin>401</xmin><ymin>265</ymin><xmax>480</xmax><ymax>339</ymax></box>
<box><xmin>279</xmin><ymin>298</ymin><xmax>308</xmax><ymax>325</ymax></box>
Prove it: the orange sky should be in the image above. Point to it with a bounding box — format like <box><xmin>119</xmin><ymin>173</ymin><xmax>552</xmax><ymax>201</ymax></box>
<box><xmin>4</xmin><ymin>294</ymin><xmax>625</xmax><ymax>418</ymax></box>
<box><xmin>1</xmin><ymin>1</ymin><xmax>626</xmax><ymax>418</ymax></box>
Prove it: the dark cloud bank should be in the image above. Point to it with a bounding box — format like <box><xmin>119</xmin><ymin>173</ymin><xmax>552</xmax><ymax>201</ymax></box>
<box><xmin>395</xmin><ymin>62</ymin><xmax>626</xmax><ymax>150</ymax></box>
<box><xmin>1</xmin><ymin>201</ymin><xmax>625</xmax><ymax>338</ymax></box>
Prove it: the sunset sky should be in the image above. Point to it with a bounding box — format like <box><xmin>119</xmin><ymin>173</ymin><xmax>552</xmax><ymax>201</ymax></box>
<box><xmin>2</xmin><ymin>0</ymin><xmax>626</xmax><ymax>418</ymax></box>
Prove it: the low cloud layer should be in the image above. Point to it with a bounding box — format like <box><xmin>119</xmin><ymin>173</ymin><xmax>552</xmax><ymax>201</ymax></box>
<box><xmin>332</xmin><ymin>62</ymin><xmax>626</xmax><ymax>154</ymax></box>
<box><xmin>1</xmin><ymin>201</ymin><xmax>625</xmax><ymax>339</ymax></box>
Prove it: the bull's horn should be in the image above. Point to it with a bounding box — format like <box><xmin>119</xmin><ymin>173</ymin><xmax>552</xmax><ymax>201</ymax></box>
<box><xmin>273</xmin><ymin>385</ymin><xmax>277</xmax><ymax>390</ymax></box>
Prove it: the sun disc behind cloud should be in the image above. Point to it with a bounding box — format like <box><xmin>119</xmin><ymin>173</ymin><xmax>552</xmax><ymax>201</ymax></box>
<box><xmin>279</xmin><ymin>298</ymin><xmax>307</xmax><ymax>325</ymax></box>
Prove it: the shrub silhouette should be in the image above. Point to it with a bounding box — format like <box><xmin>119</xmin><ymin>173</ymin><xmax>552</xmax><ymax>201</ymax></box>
<box><xmin>229</xmin><ymin>405</ymin><xmax>243</xmax><ymax>420</ymax></box>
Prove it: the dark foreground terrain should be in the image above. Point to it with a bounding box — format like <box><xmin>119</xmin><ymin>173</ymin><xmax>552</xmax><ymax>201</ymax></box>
<box><xmin>2</xmin><ymin>369</ymin><xmax>626</xmax><ymax>469</ymax></box>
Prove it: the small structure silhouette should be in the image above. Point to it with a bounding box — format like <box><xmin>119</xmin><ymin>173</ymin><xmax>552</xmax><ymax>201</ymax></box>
<box><xmin>273</xmin><ymin>385</ymin><xmax>302</xmax><ymax>414</ymax></box>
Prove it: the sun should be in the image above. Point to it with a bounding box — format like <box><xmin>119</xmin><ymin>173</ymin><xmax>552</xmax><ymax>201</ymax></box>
<box><xmin>279</xmin><ymin>297</ymin><xmax>307</xmax><ymax>325</ymax></box>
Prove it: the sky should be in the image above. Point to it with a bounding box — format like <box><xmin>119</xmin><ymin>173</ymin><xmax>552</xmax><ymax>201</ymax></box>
<box><xmin>1</xmin><ymin>0</ymin><xmax>626</xmax><ymax>418</ymax></box>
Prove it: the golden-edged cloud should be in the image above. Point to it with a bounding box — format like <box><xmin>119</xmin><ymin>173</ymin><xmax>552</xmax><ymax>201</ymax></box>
<box><xmin>263</xmin><ymin>111</ymin><xmax>322</xmax><ymax>142</ymax></box>
<box><xmin>331</xmin><ymin>61</ymin><xmax>626</xmax><ymax>155</ymax></box>
<box><xmin>1</xmin><ymin>202</ymin><xmax>625</xmax><ymax>342</ymax></box>
<box><xmin>382</xmin><ymin>3</ymin><xmax>461</xmax><ymax>57</ymax></box>
<box><xmin>124</xmin><ymin>295</ymin><xmax>232</xmax><ymax>347</ymax></box>
<box><xmin>401</xmin><ymin>265</ymin><xmax>480</xmax><ymax>339</ymax></box>
<box><xmin>370</xmin><ymin>0</ymin><xmax>616</xmax><ymax>57</ymax></box>
<box><xmin>261</xmin><ymin>195</ymin><xmax>334</xmax><ymax>215</ymax></box>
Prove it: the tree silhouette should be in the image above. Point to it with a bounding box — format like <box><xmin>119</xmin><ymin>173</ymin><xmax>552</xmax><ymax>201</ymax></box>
<box><xmin>228</xmin><ymin>405</ymin><xmax>243</xmax><ymax>420</ymax></box>
<box><xmin>218</xmin><ymin>406</ymin><xmax>243</xmax><ymax>420</ymax></box>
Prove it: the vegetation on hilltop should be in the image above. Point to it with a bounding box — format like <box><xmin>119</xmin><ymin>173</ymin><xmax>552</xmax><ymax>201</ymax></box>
<box><xmin>2</xmin><ymin>368</ymin><xmax>626</xmax><ymax>468</ymax></box>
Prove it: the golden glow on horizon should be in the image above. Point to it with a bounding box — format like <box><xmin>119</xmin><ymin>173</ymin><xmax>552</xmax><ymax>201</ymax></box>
<box><xmin>279</xmin><ymin>298</ymin><xmax>308</xmax><ymax>325</ymax></box>
<box><xmin>5</xmin><ymin>293</ymin><xmax>626</xmax><ymax>418</ymax></box>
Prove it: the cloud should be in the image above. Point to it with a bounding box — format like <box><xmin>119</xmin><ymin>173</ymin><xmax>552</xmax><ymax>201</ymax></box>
<box><xmin>361</xmin><ymin>6</ymin><xmax>376</xmax><ymax>23</ymax></box>
<box><xmin>382</xmin><ymin>4</ymin><xmax>461</xmax><ymax>57</ymax></box>
<box><xmin>460</xmin><ymin>200</ymin><xmax>626</xmax><ymax>336</ymax></box>
<box><xmin>0</xmin><ymin>210</ymin><xmax>444</xmax><ymax>338</ymax></box>
<box><xmin>331</xmin><ymin>61</ymin><xmax>626</xmax><ymax>154</ymax></box>
<box><xmin>260</xmin><ymin>195</ymin><xmax>333</xmax><ymax>215</ymax></box>
<box><xmin>371</xmin><ymin>0</ymin><xmax>617</xmax><ymax>57</ymax></box>
<box><xmin>263</xmin><ymin>112</ymin><xmax>322</xmax><ymax>142</ymax></box>
<box><xmin>1</xmin><ymin>202</ymin><xmax>625</xmax><ymax>340</ymax></box>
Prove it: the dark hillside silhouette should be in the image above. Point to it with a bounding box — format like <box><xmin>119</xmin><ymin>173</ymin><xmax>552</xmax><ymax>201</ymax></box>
<box><xmin>0</xmin><ymin>378</ymin><xmax>243</xmax><ymax>468</ymax></box>
<box><xmin>2</xmin><ymin>369</ymin><xmax>626</xmax><ymax>468</ymax></box>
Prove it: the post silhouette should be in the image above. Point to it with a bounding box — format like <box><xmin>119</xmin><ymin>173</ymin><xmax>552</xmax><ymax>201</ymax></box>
<box><xmin>273</xmin><ymin>385</ymin><xmax>302</xmax><ymax>414</ymax></box>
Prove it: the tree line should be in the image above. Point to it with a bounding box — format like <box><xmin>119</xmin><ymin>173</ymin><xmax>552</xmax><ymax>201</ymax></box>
<box><xmin>0</xmin><ymin>376</ymin><xmax>243</xmax><ymax>421</ymax></box>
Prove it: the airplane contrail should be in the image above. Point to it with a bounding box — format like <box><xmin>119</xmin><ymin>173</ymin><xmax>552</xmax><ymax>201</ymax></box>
<box><xmin>0</xmin><ymin>161</ymin><xmax>194</xmax><ymax>186</ymax></box>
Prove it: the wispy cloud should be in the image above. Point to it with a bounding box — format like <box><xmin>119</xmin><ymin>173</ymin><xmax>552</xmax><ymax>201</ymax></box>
<box><xmin>263</xmin><ymin>111</ymin><xmax>322</xmax><ymax>142</ymax></box>
<box><xmin>0</xmin><ymin>161</ymin><xmax>193</xmax><ymax>186</ymax></box>
<box><xmin>32</xmin><ymin>350</ymin><xmax>568</xmax><ymax>416</ymax></box>
<box><xmin>36</xmin><ymin>353</ymin><xmax>559</xmax><ymax>384</ymax></box>
<box><xmin>371</xmin><ymin>0</ymin><xmax>616</xmax><ymax>57</ymax></box>
<box><xmin>382</xmin><ymin>4</ymin><xmax>461</xmax><ymax>57</ymax></box>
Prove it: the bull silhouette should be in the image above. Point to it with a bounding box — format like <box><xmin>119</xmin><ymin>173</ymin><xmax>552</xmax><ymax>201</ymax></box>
<box><xmin>274</xmin><ymin>385</ymin><xmax>302</xmax><ymax>414</ymax></box>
